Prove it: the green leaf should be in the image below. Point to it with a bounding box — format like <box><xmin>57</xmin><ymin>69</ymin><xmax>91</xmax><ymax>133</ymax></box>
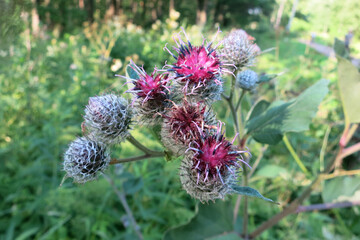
<box><xmin>246</xmin><ymin>99</ymin><xmax>271</xmax><ymax>122</ymax></box>
<box><xmin>163</xmin><ymin>201</ymin><xmax>233</xmax><ymax>240</ymax></box>
<box><xmin>322</xmin><ymin>176</ymin><xmax>360</xmax><ymax>203</ymax></box>
<box><xmin>258</xmin><ymin>73</ymin><xmax>281</xmax><ymax>83</ymax></box>
<box><xmin>126</xmin><ymin>64</ymin><xmax>139</xmax><ymax>80</ymax></box>
<box><xmin>15</xmin><ymin>227</ymin><xmax>39</xmax><ymax>240</ymax></box>
<box><xmin>39</xmin><ymin>216</ymin><xmax>71</xmax><ymax>240</ymax></box>
<box><xmin>337</xmin><ymin>57</ymin><xmax>360</xmax><ymax>123</ymax></box>
<box><xmin>245</xmin><ymin>79</ymin><xmax>329</xmax><ymax>144</ymax></box>
<box><xmin>230</xmin><ymin>186</ymin><xmax>278</xmax><ymax>204</ymax></box>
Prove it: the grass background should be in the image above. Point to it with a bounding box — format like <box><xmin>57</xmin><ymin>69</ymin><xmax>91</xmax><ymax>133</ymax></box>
<box><xmin>1</xmin><ymin>6</ymin><xmax>360</xmax><ymax>240</ymax></box>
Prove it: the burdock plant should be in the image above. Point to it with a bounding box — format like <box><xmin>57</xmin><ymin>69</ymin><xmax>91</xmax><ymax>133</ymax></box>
<box><xmin>62</xmin><ymin>26</ymin><xmax>334</xmax><ymax>239</ymax></box>
<box><xmin>62</xmin><ymin>27</ymin><xmax>279</xmax><ymax>199</ymax></box>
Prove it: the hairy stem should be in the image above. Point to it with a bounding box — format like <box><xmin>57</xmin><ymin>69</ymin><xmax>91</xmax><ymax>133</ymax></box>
<box><xmin>340</xmin><ymin>142</ymin><xmax>360</xmax><ymax>159</ymax></box>
<box><xmin>249</xmin><ymin>175</ymin><xmax>321</xmax><ymax>238</ymax></box>
<box><xmin>248</xmin><ymin>145</ymin><xmax>268</xmax><ymax>179</ymax></box>
<box><xmin>127</xmin><ymin>134</ymin><xmax>162</xmax><ymax>155</ymax></box>
<box><xmin>110</xmin><ymin>152</ymin><xmax>165</xmax><ymax>165</ymax></box>
<box><xmin>235</xmin><ymin>90</ymin><xmax>246</xmax><ymax>111</ymax></box>
<box><xmin>229</xmin><ymin>75</ymin><xmax>236</xmax><ymax>101</ymax></box>
<box><xmin>344</xmin><ymin>124</ymin><xmax>358</xmax><ymax>146</ymax></box>
<box><xmin>242</xmin><ymin>164</ymin><xmax>249</xmax><ymax>239</ymax></box>
<box><xmin>296</xmin><ymin>200</ymin><xmax>360</xmax><ymax>213</ymax></box>
<box><xmin>227</xmin><ymin>97</ymin><xmax>240</xmax><ymax>134</ymax></box>
<box><xmin>221</xmin><ymin>93</ymin><xmax>230</xmax><ymax>100</ymax></box>
<box><xmin>321</xmin><ymin>169</ymin><xmax>360</xmax><ymax>180</ymax></box>
<box><xmin>240</xmin><ymin>135</ymin><xmax>250</xmax><ymax>239</ymax></box>
<box><xmin>226</xmin><ymin>86</ymin><xmax>249</xmax><ymax>236</ymax></box>
<box><xmin>104</xmin><ymin>174</ymin><xmax>143</xmax><ymax>240</ymax></box>
<box><xmin>319</xmin><ymin>125</ymin><xmax>332</xmax><ymax>172</ymax></box>
<box><xmin>233</xmin><ymin>196</ymin><xmax>242</xmax><ymax>225</ymax></box>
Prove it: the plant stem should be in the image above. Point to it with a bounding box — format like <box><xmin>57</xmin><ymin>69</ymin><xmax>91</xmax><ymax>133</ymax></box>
<box><xmin>283</xmin><ymin>134</ymin><xmax>310</xmax><ymax>176</ymax></box>
<box><xmin>249</xmin><ymin>174</ymin><xmax>321</xmax><ymax>239</ymax></box>
<box><xmin>225</xmin><ymin>86</ymin><xmax>250</xmax><ymax>236</ymax></box>
<box><xmin>340</xmin><ymin>142</ymin><xmax>360</xmax><ymax>159</ymax></box>
<box><xmin>226</xmin><ymin>97</ymin><xmax>240</xmax><ymax>134</ymax></box>
<box><xmin>235</xmin><ymin>90</ymin><xmax>246</xmax><ymax>111</ymax></box>
<box><xmin>110</xmin><ymin>152</ymin><xmax>165</xmax><ymax>165</ymax></box>
<box><xmin>221</xmin><ymin>93</ymin><xmax>230</xmax><ymax>100</ymax></box>
<box><xmin>240</xmin><ymin>134</ymin><xmax>250</xmax><ymax>239</ymax></box>
<box><xmin>242</xmin><ymin>164</ymin><xmax>249</xmax><ymax>239</ymax></box>
<box><xmin>236</xmin><ymin>90</ymin><xmax>246</xmax><ymax>136</ymax></box>
<box><xmin>320</xmin><ymin>169</ymin><xmax>360</xmax><ymax>180</ymax></box>
<box><xmin>296</xmin><ymin>200</ymin><xmax>360</xmax><ymax>213</ymax></box>
<box><xmin>249</xmin><ymin>124</ymin><xmax>350</xmax><ymax>239</ymax></box>
<box><xmin>103</xmin><ymin>174</ymin><xmax>143</xmax><ymax>240</ymax></box>
<box><xmin>344</xmin><ymin>124</ymin><xmax>358</xmax><ymax>145</ymax></box>
<box><xmin>319</xmin><ymin>125</ymin><xmax>332</xmax><ymax>172</ymax></box>
<box><xmin>248</xmin><ymin>145</ymin><xmax>269</xmax><ymax>179</ymax></box>
<box><xmin>109</xmin><ymin>134</ymin><xmax>165</xmax><ymax>165</ymax></box>
<box><xmin>229</xmin><ymin>76</ymin><xmax>236</xmax><ymax>101</ymax></box>
<box><xmin>127</xmin><ymin>134</ymin><xmax>163</xmax><ymax>155</ymax></box>
<box><xmin>233</xmin><ymin>196</ymin><xmax>242</xmax><ymax>225</ymax></box>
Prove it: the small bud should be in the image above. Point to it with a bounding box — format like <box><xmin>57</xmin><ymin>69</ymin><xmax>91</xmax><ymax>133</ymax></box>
<box><xmin>63</xmin><ymin>137</ymin><xmax>110</xmax><ymax>183</ymax></box>
<box><xmin>84</xmin><ymin>94</ymin><xmax>132</xmax><ymax>145</ymax></box>
<box><xmin>220</xmin><ymin>29</ymin><xmax>260</xmax><ymax>70</ymax></box>
<box><xmin>236</xmin><ymin>69</ymin><xmax>259</xmax><ymax>91</ymax></box>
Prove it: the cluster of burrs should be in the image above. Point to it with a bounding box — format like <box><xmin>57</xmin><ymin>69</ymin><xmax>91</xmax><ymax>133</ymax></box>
<box><xmin>63</xmin><ymin>27</ymin><xmax>260</xmax><ymax>202</ymax></box>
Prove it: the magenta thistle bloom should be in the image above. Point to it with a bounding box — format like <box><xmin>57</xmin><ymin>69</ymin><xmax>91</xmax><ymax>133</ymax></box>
<box><xmin>119</xmin><ymin>61</ymin><xmax>171</xmax><ymax>124</ymax></box>
<box><xmin>126</xmin><ymin>61</ymin><xmax>170</xmax><ymax>105</ymax></box>
<box><xmin>170</xmin><ymin>44</ymin><xmax>221</xmax><ymax>84</ymax></box>
<box><xmin>164</xmin><ymin>28</ymin><xmax>231</xmax><ymax>101</ymax></box>
<box><xmin>189</xmin><ymin>123</ymin><xmax>251</xmax><ymax>184</ymax></box>
<box><xmin>180</xmin><ymin>123</ymin><xmax>251</xmax><ymax>202</ymax></box>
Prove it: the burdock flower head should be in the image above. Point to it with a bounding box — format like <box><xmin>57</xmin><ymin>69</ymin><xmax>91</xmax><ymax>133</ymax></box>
<box><xmin>220</xmin><ymin>29</ymin><xmax>260</xmax><ymax>70</ymax></box>
<box><xmin>164</xmin><ymin>28</ymin><xmax>231</xmax><ymax>103</ymax></box>
<box><xmin>84</xmin><ymin>94</ymin><xmax>132</xmax><ymax>145</ymax></box>
<box><xmin>236</xmin><ymin>69</ymin><xmax>259</xmax><ymax>91</ymax></box>
<box><xmin>120</xmin><ymin>61</ymin><xmax>171</xmax><ymax>125</ymax></box>
<box><xmin>161</xmin><ymin>99</ymin><xmax>216</xmax><ymax>156</ymax></box>
<box><xmin>63</xmin><ymin>137</ymin><xmax>110</xmax><ymax>183</ymax></box>
<box><xmin>180</xmin><ymin>123</ymin><xmax>251</xmax><ymax>202</ymax></box>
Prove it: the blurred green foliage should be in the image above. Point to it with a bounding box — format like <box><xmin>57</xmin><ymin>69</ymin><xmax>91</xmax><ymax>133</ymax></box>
<box><xmin>291</xmin><ymin>0</ymin><xmax>360</xmax><ymax>55</ymax></box>
<box><xmin>1</xmin><ymin>1</ymin><xmax>360</xmax><ymax>239</ymax></box>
